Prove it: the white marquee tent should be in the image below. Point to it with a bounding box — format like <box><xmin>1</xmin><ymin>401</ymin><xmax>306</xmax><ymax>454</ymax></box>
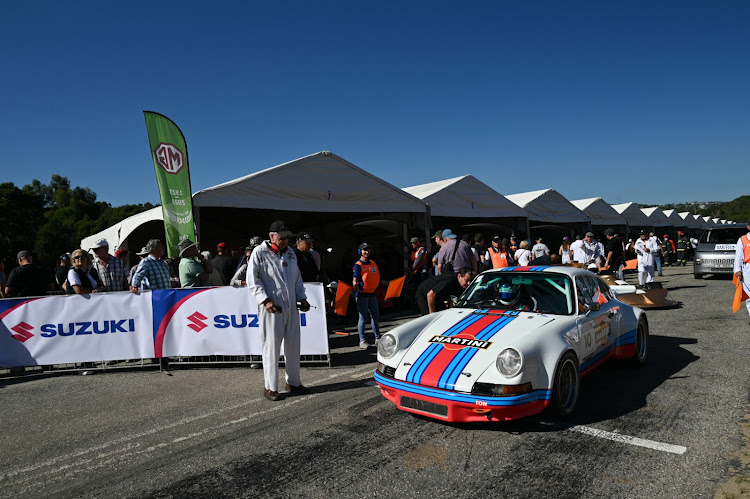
<box><xmin>570</xmin><ymin>198</ymin><xmax>628</xmax><ymax>235</ymax></box>
<box><xmin>402</xmin><ymin>175</ymin><xmax>528</xmax><ymax>237</ymax></box>
<box><xmin>641</xmin><ymin>207</ymin><xmax>673</xmax><ymax>229</ymax></box>
<box><xmin>506</xmin><ymin>189</ymin><xmax>590</xmax><ymax>241</ymax></box>
<box><xmin>80</xmin><ymin>206</ymin><xmax>164</xmax><ymax>254</ymax></box>
<box><xmin>611</xmin><ymin>203</ymin><xmax>653</xmax><ymax>232</ymax></box>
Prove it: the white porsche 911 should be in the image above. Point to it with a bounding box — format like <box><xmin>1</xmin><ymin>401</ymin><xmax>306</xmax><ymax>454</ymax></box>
<box><xmin>375</xmin><ymin>266</ymin><xmax>649</xmax><ymax>423</ymax></box>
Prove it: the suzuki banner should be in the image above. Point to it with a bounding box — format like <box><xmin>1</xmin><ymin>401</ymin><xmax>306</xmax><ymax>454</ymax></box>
<box><xmin>0</xmin><ymin>285</ymin><xmax>329</xmax><ymax>367</ymax></box>
<box><xmin>143</xmin><ymin>111</ymin><xmax>196</xmax><ymax>257</ymax></box>
<box><xmin>0</xmin><ymin>293</ymin><xmax>155</xmax><ymax>366</ymax></box>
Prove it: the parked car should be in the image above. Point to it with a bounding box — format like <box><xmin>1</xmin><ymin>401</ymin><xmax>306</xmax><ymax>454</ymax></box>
<box><xmin>694</xmin><ymin>224</ymin><xmax>747</xmax><ymax>279</ymax></box>
<box><xmin>375</xmin><ymin>266</ymin><xmax>648</xmax><ymax>423</ymax></box>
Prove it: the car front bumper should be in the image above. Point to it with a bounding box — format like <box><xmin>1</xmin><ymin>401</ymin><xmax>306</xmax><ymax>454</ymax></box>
<box><xmin>374</xmin><ymin>371</ymin><xmax>550</xmax><ymax>423</ymax></box>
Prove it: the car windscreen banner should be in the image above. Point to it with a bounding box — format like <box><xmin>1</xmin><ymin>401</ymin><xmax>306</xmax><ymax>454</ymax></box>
<box><xmin>0</xmin><ymin>285</ymin><xmax>329</xmax><ymax>367</ymax></box>
<box><xmin>143</xmin><ymin>111</ymin><xmax>196</xmax><ymax>258</ymax></box>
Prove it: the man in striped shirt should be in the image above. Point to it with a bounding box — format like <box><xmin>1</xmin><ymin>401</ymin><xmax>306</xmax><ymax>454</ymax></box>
<box><xmin>130</xmin><ymin>239</ymin><xmax>171</xmax><ymax>293</ymax></box>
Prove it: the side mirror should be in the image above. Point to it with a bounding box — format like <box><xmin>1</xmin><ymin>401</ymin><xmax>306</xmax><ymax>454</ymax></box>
<box><xmin>585</xmin><ymin>303</ymin><xmax>600</xmax><ymax>314</ymax></box>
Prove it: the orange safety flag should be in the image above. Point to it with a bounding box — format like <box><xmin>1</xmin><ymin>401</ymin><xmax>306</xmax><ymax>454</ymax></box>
<box><xmin>732</xmin><ymin>275</ymin><xmax>749</xmax><ymax>313</ymax></box>
<box><xmin>623</xmin><ymin>259</ymin><xmax>638</xmax><ymax>271</ymax></box>
<box><xmin>335</xmin><ymin>281</ymin><xmax>352</xmax><ymax>316</ymax></box>
<box><xmin>385</xmin><ymin>276</ymin><xmax>406</xmax><ymax>301</ymax></box>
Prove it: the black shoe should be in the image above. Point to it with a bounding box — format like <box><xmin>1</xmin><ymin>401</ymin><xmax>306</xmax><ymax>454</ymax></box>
<box><xmin>285</xmin><ymin>383</ymin><xmax>311</xmax><ymax>395</ymax></box>
<box><xmin>264</xmin><ymin>389</ymin><xmax>283</xmax><ymax>401</ymax></box>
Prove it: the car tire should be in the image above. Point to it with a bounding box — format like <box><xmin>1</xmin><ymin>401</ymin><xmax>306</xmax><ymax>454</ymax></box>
<box><xmin>631</xmin><ymin>317</ymin><xmax>649</xmax><ymax>366</ymax></box>
<box><xmin>549</xmin><ymin>351</ymin><xmax>579</xmax><ymax>419</ymax></box>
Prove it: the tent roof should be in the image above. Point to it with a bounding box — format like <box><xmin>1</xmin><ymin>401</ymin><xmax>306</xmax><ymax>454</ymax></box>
<box><xmin>661</xmin><ymin>209</ymin><xmax>687</xmax><ymax>227</ymax></box>
<box><xmin>693</xmin><ymin>214</ymin><xmax>709</xmax><ymax>229</ymax></box>
<box><xmin>678</xmin><ymin>212</ymin><xmax>700</xmax><ymax>229</ymax></box>
<box><xmin>610</xmin><ymin>202</ymin><xmax>652</xmax><ymax>227</ymax></box>
<box><xmin>570</xmin><ymin>198</ymin><xmax>627</xmax><ymax>226</ymax></box>
<box><xmin>80</xmin><ymin>206</ymin><xmax>163</xmax><ymax>250</ymax></box>
<box><xmin>505</xmin><ymin>189</ymin><xmax>589</xmax><ymax>224</ymax></box>
<box><xmin>641</xmin><ymin>207</ymin><xmax>672</xmax><ymax>227</ymax></box>
<box><xmin>402</xmin><ymin>175</ymin><xmax>527</xmax><ymax>218</ymax></box>
<box><xmin>192</xmin><ymin>151</ymin><xmax>427</xmax><ymax>214</ymax></box>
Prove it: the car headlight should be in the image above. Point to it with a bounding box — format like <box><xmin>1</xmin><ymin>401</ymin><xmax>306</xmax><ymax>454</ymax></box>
<box><xmin>378</xmin><ymin>333</ymin><xmax>398</xmax><ymax>358</ymax></box>
<box><xmin>496</xmin><ymin>348</ymin><xmax>523</xmax><ymax>377</ymax></box>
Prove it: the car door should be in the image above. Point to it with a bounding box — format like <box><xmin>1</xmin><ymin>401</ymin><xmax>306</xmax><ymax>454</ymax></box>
<box><xmin>574</xmin><ymin>275</ymin><xmax>616</xmax><ymax>368</ymax></box>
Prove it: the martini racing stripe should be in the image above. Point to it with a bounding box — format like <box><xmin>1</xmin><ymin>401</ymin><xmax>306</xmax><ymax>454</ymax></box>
<box><xmin>409</xmin><ymin>314</ymin><xmax>497</xmax><ymax>386</ymax></box>
<box><xmin>436</xmin><ymin>315</ymin><xmax>517</xmax><ymax>390</ymax></box>
<box><xmin>405</xmin><ymin>313</ymin><xmax>482</xmax><ymax>384</ymax></box>
<box><xmin>497</xmin><ymin>266</ymin><xmax>550</xmax><ymax>272</ymax></box>
<box><xmin>376</xmin><ymin>371</ymin><xmax>551</xmax><ymax>406</ymax></box>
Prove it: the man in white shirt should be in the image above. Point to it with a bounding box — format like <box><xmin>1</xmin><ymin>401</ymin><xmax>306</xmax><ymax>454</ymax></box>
<box><xmin>634</xmin><ymin>230</ymin><xmax>660</xmax><ymax>285</ymax></box>
<box><xmin>733</xmin><ymin>220</ymin><xmax>750</xmax><ymax>319</ymax></box>
<box><xmin>582</xmin><ymin>232</ymin><xmax>599</xmax><ymax>265</ymax></box>
<box><xmin>570</xmin><ymin>234</ymin><xmax>587</xmax><ymax>264</ymax></box>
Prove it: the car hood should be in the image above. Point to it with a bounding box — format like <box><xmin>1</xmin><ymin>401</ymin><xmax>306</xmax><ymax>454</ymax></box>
<box><xmin>394</xmin><ymin>308</ymin><xmax>560</xmax><ymax>393</ymax></box>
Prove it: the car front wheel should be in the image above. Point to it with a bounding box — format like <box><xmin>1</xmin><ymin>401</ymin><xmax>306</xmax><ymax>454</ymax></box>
<box><xmin>549</xmin><ymin>351</ymin><xmax>579</xmax><ymax>419</ymax></box>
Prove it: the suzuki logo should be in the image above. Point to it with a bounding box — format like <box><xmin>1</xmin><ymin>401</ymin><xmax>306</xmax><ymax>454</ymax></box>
<box><xmin>187</xmin><ymin>311</ymin><xmax>208</xmax><ymax>333</ymax></box>
<box><xmin>11</xmin><ymin>322</ymin><xmax>34</xmax><ymax>343</ymax></box>
<box><xmin>154</xmin><ymin>143</ymin><xmax>184</xmax><ymax>174</ymax></box>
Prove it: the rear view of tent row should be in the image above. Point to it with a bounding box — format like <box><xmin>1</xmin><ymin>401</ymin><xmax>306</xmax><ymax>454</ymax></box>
<box><xmin>81</xmin><ymin>151</ymin><xmax>713</xmax><ymax>266</ymax></box>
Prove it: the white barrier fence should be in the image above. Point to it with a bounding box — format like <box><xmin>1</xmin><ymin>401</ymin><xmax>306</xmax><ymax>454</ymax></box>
<box><xmin>0</xmin><ymin>284</ymin><xmax>329</xmax><ymax>368</ymax></box>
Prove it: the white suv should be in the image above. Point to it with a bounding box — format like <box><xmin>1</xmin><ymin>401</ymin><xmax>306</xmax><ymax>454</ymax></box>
<box><xmin>693</xmin><ymin>224</ymin><xmax>747</xmax><ymax>279</ymax></box>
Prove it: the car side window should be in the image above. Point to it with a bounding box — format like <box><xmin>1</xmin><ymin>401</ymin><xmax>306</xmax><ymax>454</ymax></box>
<box><xmin>594</xmin><ymin>277</ymin><xmax>613</xmax><ymax>302</ymax></box>
<box><xmin>575</xmin><ymin>276</ymin><xmax>595</xmax><ymax>313</ymax></box>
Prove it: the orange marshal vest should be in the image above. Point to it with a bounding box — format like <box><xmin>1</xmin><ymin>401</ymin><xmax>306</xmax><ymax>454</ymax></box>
<box><xmin>489</xmin><ymin>249</ymin><xmax>511</xmax><ymax>269</ymax></box>
<box><xmin>354</xmin><ymin>260</ymin><xmax>380</xmax><ymax>293</ymax></box>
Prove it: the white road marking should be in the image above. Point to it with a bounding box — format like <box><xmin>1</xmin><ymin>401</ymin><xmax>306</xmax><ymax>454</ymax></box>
<box><xmin>0</xmin><ymin>363</ymin><xmax>378</xmax><ymax>484</ymax></box>
<box><xmin>540</xmin><ymin>422</ymin><xmax>687</xmax><ymax>455</ymax></box>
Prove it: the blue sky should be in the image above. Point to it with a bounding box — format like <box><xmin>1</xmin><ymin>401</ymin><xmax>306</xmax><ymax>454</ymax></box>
<box><xmin>1</xmin><ymin>1</ymin><xmax>747</xmax><ymax>207</ymax></box>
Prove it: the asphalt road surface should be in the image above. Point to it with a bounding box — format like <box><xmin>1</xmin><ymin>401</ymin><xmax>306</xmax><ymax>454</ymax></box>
<box><xmin>2</xmin><ymin>263</ymin><xmax>750</xmax><ymax>499</ymax></box>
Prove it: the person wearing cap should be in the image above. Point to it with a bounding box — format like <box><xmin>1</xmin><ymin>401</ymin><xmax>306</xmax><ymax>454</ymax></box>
<box><xmin>128</xmin><ymin>246</ymin><xmax>150</xmax><ymax>288</ymax></box>
<box><xmin>485</xmin><ymin>236</ymin><xmax>514</xmax><ymax>269</ymax></box>
<box><xmin>294</xmin><ymin>232</ymin><xmax>320</xmax><ymax>283</ymax></box>
<box><xmin>582</xmin><ymin>232</ymin><xmax>601</xmax><ymax>266</ymax></box>
<box><xmin>131</xmin><ymin>239</ymin><xmax>172</xmax><ymax>293</ymax></box>
<box><xmin>248</xmin><ymin>220</ymin><xmax>311</xmax><ymax>401</ymax></box>
<box><xmin>353</xmin><ymin>242</ymin><xmax>382</xmax><ymax>349</ymax></box>
<box><xmin>54</xmin><ymin>253</ymin><xmax>72</xmax><ymax>292</ymax></box>
<box><xmin>90</xmin><ymin>238</ymin><xmax>128</xmax><ymax>291</ymax></box>
<box><xmin>115</xmin><ymin>249</ymin><xmax>129</xmax><ymax>270</ymax></box>
<box><xmin>211</xmin><ymin>242</ymin><xmax>234</xmax><ymax>286</ymax></box>
<box><xmin>531</xmin><ymin>237</ymin><xmax>550</xmax><ymax>260</ymax></box>
<box><xmin>4</xmin><ymin>250</ymin><xmax>53</xmax><ymax>298</ymax></box>
<box><xmin>436</xmin><ymin>229</ymin><xmax>476</xmax><ymax>275</ymax></box>
<box><xmin>675</xmin><ymin>230</ymin><xmax>690</xmax><ymax>266</ymax></box>
<box><xmin>409</xmin><ymin>237</ymin><xmax>428</xmax><ymax>284</ymax></box>
<box><xmin>732</xmin><ymin>220</ymin><xmax>750</xmax><ymax>320</ymax></box>
<box><xmin>634</xmin><ymin>230</ymin><xmax>659</xmax><ymax>285</ymax></box>
<box><xmin>603</xmin><ymin>228</ymin><xmax>624</xmax><ymax>279</ymax></box>
<box><xmin>559</xmin><ymin>237</ymin><xmax>572</xmax><ymax>265</ymax></box>
<box><xmin>178</xmin><ymin>239</ymin><xmax>213</xmax><ymax>287</ymax></box>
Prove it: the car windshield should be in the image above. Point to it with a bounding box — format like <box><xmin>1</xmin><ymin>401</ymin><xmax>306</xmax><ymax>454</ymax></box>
<box><xmin>455</xmin><ymin>272</ymin><xmax>574</xmax><ymax>315</ymax></box>
<box><xmin>700</xmin><ymin>227</ymin><xmax>746</xmax><ymax>244</ymax></box>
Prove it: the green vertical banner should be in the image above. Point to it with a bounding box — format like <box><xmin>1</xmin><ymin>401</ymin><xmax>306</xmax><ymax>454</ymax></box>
<box><xmin>143</xmin><ymin>111</ymin><xmax>196</xmax><ymax>257</ymax></box>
